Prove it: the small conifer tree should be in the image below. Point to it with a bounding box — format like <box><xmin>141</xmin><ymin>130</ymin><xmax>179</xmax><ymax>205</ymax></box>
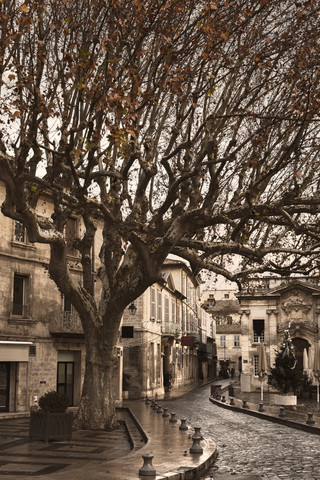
<box><xmin>268</xmin><ymin>328</ymin><xmax>300</xmax><ymax>394</ymax></box>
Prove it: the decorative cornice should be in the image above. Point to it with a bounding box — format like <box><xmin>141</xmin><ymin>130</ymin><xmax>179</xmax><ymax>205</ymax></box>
<box><xmin>281</xmin><ymin>291</ymin><xmax>312</xmax><ymax>315</ymax></box>
<box><xmin>277</xmin><ymin>320</ymin><xmax>318</xmax><ymax>334</ymax></box>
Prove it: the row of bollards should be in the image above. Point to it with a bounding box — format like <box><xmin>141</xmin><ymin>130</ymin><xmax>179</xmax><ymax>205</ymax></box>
<box><xmin>220</xmin><ymin>396</ymin><xmax>317</xmax><ymax>426</ymax></box>
<box><xmin>140</xmin><ymin>397</ymin><xmax>205</xmax><ymax>476</ymax></box>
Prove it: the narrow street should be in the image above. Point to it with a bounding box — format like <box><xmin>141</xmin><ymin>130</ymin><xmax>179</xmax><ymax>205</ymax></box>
<box><xmin>160</xmin><ymin>384</ymin><xmax>320</xmax><ymax>480</ymax></box>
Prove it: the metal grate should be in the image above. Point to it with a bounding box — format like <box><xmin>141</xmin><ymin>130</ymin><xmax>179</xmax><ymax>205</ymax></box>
<box><xmin>29</xmin><ymin>345</ymin><xmax>36</xmax><ymax>356</ymax></box>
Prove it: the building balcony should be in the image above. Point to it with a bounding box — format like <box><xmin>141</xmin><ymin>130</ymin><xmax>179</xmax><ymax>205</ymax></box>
<box><xmin>162</xmin><ymin>322</ymin><xmax>180</xmax><ymax>337</ymax></box>
<box><xmin>50</xmin><ymin>311</ymin><xmax>84</xmax><ymax>336</ymax></box>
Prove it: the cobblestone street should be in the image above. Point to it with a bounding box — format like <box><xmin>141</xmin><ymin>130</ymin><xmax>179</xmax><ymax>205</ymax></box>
<box><xmin>160</xmin><ymin>384</ymin><xmax>320</xmax><ymax>479</ymax></box>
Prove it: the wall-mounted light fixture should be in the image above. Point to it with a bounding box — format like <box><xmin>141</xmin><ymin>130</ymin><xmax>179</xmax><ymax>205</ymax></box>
<box><xmin>128</xmin><ymin>303</ymin><xmax>137</xmax><ymax>315</ymax></box>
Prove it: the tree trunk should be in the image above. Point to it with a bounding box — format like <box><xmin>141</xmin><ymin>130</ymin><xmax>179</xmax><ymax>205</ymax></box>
<box><xmin>74</xmin><ymin>326</ymin><xmax>119</xmax><ymax>430</ymax></box>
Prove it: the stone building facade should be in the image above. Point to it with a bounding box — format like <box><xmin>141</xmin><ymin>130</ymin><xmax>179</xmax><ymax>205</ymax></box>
<box><xmin>238</xmin><ymin>277</ymin><xmax>320</xmax><ymax>393</ymax></box>
<box><xmin>120</xmin><ymin>260</ymin><xmax>217</xmax><ymax>399</ymax></box>
<box><xmin>0</xmin><ymin>182</ymin><xmax>216</xmax><ymax>410</ymax></box>
<box><xmin>201</xmin><ymin>288</ymin><xmax>241</xmax><ymax>378</ymax></box>
<box><xmin>0</xmin><ymin>183</ymin><xmax>105</xmax><ymax>412</ymax></box>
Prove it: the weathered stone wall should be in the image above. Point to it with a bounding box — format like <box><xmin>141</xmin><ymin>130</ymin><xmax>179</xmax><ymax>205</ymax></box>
<box><xmin>0</xmin><ymin>182</ymin><xmax>102</xmax><ymax>411</ymax></box>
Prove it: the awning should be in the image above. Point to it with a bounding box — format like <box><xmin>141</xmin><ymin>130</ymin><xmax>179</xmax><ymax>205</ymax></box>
<box><xmin>0</xmin><ymin>341</ymin><xmax>33</xmax><ymax>362</ymax></box>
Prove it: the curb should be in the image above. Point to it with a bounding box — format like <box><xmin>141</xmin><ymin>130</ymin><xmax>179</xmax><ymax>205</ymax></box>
<box><xmin>209</xmin><ymin>396</ymin><xmax>320</xmax><ymax>435</ymax></box>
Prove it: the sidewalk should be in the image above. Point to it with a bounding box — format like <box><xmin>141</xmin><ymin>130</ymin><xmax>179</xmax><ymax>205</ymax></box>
<box><xmin>0</xmin><ymin>395</ymin><xmax>217</xmax><ymax>480</ymax></box>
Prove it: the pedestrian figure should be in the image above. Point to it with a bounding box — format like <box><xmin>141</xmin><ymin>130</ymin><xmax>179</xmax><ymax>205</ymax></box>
<box><xmin>230</xmin><ymin>367</ymin><xmax>235</xmax><ymax>379</ymax></box>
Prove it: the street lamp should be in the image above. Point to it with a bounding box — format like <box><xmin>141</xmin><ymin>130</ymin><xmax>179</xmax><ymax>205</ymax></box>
<box><xmin>128</xmin><ymin>303</ymin><xmax>137</xmax><ymax>315</ymax></box>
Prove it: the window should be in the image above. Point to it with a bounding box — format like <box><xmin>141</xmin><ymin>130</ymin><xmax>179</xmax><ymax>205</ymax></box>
<box><xmin>253</xmin><ymin>319</ymin><xmax>265</xmax><ymax>343</ymax></box>
<box><xmin>254</xmin><ymin>355</ymin><xmax>259</xmax><ymax>376</ymax></box>
<box><xmin>165</xmin><ymin>296</ymin><xmax>169</xmax><ymax>323</ymax></box>
<box><xmin>181</xmin><ymin>305</ymin><xmax>185</xmax><ymax>332</ymax></box>
<box><xmin>181</xmin><ymin>275</ymin><xmax>186</xmax><ymax>296</ymax></box>
<box><xmin>209</xmin><ymin>294</ymin><xmax>214</xmax><ymax>299</ymax></box>
<box><xmin>187</xmin><ymin>281</ymin><xmax>191</xmax><ymax>304</ymax></box>
<box><xmin>157</xmin><ymin>290</ymin><xmax>162</xmax><ymax>322</ymax></box>
<box><xmin>234</xmin><ymin>335</ymin><xmax>240</xmax><ymax>347</ymax></box>
<box><xmin>172</xmin><ymin>300</ymin><xmax>176</xmax><ymax>324</ymax></box>
<box><xmin>12</xmin><ymin>274</ymin><xmax>29</xmax><ymax>316</ymax></box>
<box><xmin>227</xmin><ymin>315</ymin><xmax>233</xmax><ymax>325</ymax></box>
<box><xmin>150</xmin><ymin>287</ymin><xmax>156</xmax><ymax>319</ymax></box>
<box><xmin>220</xmin><ymin>335</ymin><xmax>226</xmax><ymax>348</ymax></box>
<box><xmin>14</xmin><ymin>221</ymin><xmax>27</xmax><ymax>243</ymax></box>
<box><xmin>224</xmin><ymin>293</ymin><xmax>229</xmax><ymax>299</ymax></box>
<box><xmin>121</xmin><ymin>326</ymin><xmax>134</xmax><ymax>338</ymax></box>
<box><xmin>64</xmin><ymin>295</ymin><xmax>72</xmax><ymax>312</ymax></box>
<box><xmin>177</xmin><ymin>303</ymin><xmax>180</xmax><ymax>325</ymax></box>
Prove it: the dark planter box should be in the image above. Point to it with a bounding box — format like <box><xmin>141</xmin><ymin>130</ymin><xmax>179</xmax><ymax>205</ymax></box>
<box><xmin>29</xmin><ymin>410</ymin><xmax>73</xmax><ymax>442</ymax></box>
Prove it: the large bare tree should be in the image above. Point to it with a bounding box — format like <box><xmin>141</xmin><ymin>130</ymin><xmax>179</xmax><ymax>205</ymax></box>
<box><xmin>1</xmin><ymin>0</ymin><xmax>320</xmax><ymax>429</ymax></box>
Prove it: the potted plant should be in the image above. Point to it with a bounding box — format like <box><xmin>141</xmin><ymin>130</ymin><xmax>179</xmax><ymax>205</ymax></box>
<box><xmin>29</xmin><ymin>390</ymin><xmax>73</xmax><ymax>441</ymax></box>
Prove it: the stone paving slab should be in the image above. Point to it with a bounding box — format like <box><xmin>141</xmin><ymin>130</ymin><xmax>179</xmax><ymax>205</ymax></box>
<box><xmin>0</xmin><ymin>411</ymin><xmax>134</xmax><ymax>478</ymax></box>
<box><xmin>0</xmin><ymin>401</ymin><xmax>217</xmax><ymax>480</ymax></box>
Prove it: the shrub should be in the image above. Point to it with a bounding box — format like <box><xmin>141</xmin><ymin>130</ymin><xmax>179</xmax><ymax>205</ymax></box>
<box><xmin>38</xmin><ymin>390</ymin><xmax>69</xmax><ymax>413</ymax></box>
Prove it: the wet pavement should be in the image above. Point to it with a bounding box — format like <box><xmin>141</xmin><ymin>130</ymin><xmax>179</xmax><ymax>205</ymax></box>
<box><xmin>0</xmin><ymin>409</ymin><xmax>136</xmax><ymax>477</ymax></box>
<box><xmin>1</xmin><ymin>380</ymin><xmax>320</xmax><ymax>479</ymax></box>
<box><xmin>160</xmin><ymin>383</ymin><xmax>320</xmax><ymax>480</ymax></box>
<box><xmin>0</xmin><ymin>400</ymin><xmax>216</xmax><ymax>479</ymax></box>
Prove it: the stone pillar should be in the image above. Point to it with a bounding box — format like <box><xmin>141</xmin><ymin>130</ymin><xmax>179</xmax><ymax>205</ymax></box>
<box><xmin>266</xmin><ymin>309</ymin><xmax>278</xmax><ymax>369</ymax></box>
<box><xmin>240</xmin><ymin>309</ymin><xmax>251</xmax><ymax>392</ymax></box>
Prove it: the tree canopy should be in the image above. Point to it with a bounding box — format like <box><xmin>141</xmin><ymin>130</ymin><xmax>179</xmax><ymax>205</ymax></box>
<box><xmin>1</xmin><ymin>0</ymin><xmax>320</xmax><ymax>428</ymax></box>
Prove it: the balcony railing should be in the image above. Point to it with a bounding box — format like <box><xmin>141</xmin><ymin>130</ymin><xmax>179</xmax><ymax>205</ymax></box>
<box><xmin>162</xmin><ymin>322</ymin><xmax>180</xmax><ymax>336</ymax></box>
<box><xmin>50</xmin><ymin>311</ymin><xmax>83</xmax><ymax>335</ymax></box>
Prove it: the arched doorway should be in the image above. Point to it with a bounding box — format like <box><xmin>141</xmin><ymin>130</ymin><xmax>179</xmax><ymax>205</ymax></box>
<box><xmin>292</xmin><ymin>338</ymin><xmax>310</xmax><ymax>371</ymax></box>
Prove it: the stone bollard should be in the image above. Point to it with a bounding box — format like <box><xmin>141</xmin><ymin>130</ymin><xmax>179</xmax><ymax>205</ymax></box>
<box><xmin>306</xmin><ymin>413</ymin><xmax>315</xmax><ymax>425</ymax></box>
<box><xmin>190</xmin><ymin>427</ymin><xmax>203</xmax><ymax>454</ymax></box>
<box><xmin>279</xmin><ymin>407</ymin><xmax>285</xmax><ymax>418</ymax></box>
<box><xmin>258</xmin><ymin>402</ymin><xmax>265</xmax><ymax>412</ymax></box>
<box><xmin>242</xmin><ymin>400</ymin><xmax>249</xmax><ymax>409</ymax></box>
<box><xmin>179</xmin><ymin>418</ymin><xmax>188</xmax><ymax>431</ymax></box>
<box><xmin>150</xmin><ymin>400</ymin><xmax>155</xmax><ymax>409</ymax></box>
<box><xmin>221</xmin><ymin>395</ymin><xmax>226</xmax><ymax>403</ymax></box>
<box><xmin>145</xmin><ymin>396</ymin><xmax>150</xmax><ymax>405</ymax></box>
<box><xmin>230</xmin><ymin>398</ymin><xmax>235</xmax><ymax>406</ymax></box>
<box><xmin>162</xmin><ymin>407</ymin><xmax>170</xmax><ymax>417</ymax></box>
<box><xmin>139</xmin><ymin>454</ymin><xmax>156</xmax><ymax>476</ymax></box>
<box><xmin>152</xmin><ymin>402</ymin><xmax>158</xmax><ymax>411</ymax></box>
<box><xmin>192</xmin><ymin>426</ymin><xmax>203</xmax><ymax>440</ymax></box>
<box><xmin>169</xmin><ymin>412</ymin><xmax>177</xmax><ymax>423</ymax></box>
<box><xmin>157</xmin><ymin>405</ymin><xmax>163</xmax><ymax>414</ymax></box>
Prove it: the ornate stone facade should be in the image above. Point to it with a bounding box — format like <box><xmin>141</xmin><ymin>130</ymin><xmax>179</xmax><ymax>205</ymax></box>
<box><xmin>237</xmin><ymin>278</ymin><xmax>320</xmax><ymax>392</ymax></box>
